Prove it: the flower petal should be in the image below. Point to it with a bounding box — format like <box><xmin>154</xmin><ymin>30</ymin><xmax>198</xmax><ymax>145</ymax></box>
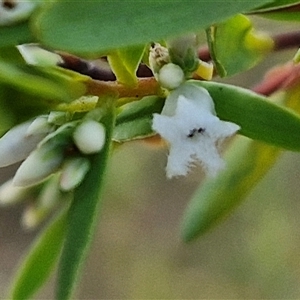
<box><xmin>152</xmin><ymin>84</ymin><xmax>240</xmax><ymax>178</ymax></box>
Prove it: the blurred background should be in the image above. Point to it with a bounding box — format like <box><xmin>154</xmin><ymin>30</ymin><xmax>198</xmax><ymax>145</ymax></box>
<box><xmin>1</xmin><ymin>17</ymin><xmax>300</xmax><ymax>299</ymax></box>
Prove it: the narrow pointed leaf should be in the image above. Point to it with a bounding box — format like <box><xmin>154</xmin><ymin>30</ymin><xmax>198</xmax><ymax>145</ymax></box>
<box><xmin>207</xmin><ymin>14</ymin><xmax>274</xmax><ymax>77</ymax></box>
<box><xmin>0</xmin><ymin>62</ymin><xmax>87</xmax><ymax>102</ymax></box>
<box><xmin>108</xmin><ymin>45</ymin><xmax>146</xmax><ymax>86</ymax></box>
<box><xmin>181</xmin><ymin>137</ymin><xmax>280</xmax><ymax>241</ymax></box>
<box><xmin>113</xmin><ymin>95</ymin><xmax>165</xmax><ymax>142</ymax></box>
<box><xmin>253</xmin><ymin>1</ymin><xmax>300</xmax><ymax>21</ymax></box>
<box><xmin>190</xmin><ymin>80</ymin><xmax>300</xmax><ymax>151</ymax></box>
<box><xmin>182</xmin><ymin>81</ymin><xmax>300</xmax><ymax>242</ymax></box>
<box><xmin>253</xmin><ymin>0</ymin><xmax>300</xmax><ymax>12</ymax></box>
<box><xmin>32</xmin><ymin>0</ymin><xmax>272</xmax><ymax>56</ymax></box>
<box><xmin>0</xmin><ymin>22</ymin><xmax>33</xmax><ymax>47</ymax></box>
<box><xmin>10</xmin><ymin>207</ymin><xmax>68</xmax><ymax>300</ymax></box>
<box><xmin>0</xmin><ymin>62</ymin><xmax>87</xmax><ymax>133</ymax></box>
<box><xmin>56</xmin><ymin>101</ymin><xmax>115</xmax><ymax>300</ymax></box>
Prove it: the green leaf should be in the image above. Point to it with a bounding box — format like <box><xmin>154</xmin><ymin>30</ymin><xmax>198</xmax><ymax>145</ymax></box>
<box><xmin>253</xmin><ymin>0</ymin><xmax>300</xmax><ymax>21</ymax></box>
<box><xmin>32</xmin><ymin>0</ymin><xmax>273</xmax><ymax>56</ymax></box>
<box><xmin>0</xmin><ymin>84</ymin><xmax>51</xmax><ymax>136</ymax></box>
<box><xmin>256</xmin><ymin>10</ymin><xmax>300</xmax><ymax>22</ymax></box>
<box><xmin>181</xmin><ymin>136</ymin><xmax>281</xmax><ymax>241</ymax></box>
<box><xmin>189</xmin><ymin>80</ymin><xmax>300</xmax><ymax>151</ymax></box>
<box><xmin>113</xmin><ymin>96</ymin><xmax>165</xmax><ymax>142</ymax></box>
<box><xmin>253</xmin><ymin>0</ymin><xmax>300</xmax><ymax>12</ymax></box>
<box><xmin>0</xmin><ymin>62</ymin><xmax>88</xmax><ymax>134</ymax></box>
<box><xmin>207</xmin><ymin>14</ymin><xmax>274</xmax><ymax>77</ymax></box>
<box><xmin>0</xmin><ymin>46</ymin><xmax>26</xmax><ymax>63</ymax></box>
<box><xmin>182</xmin><ymin>78</ymin><xmax>300</xmax><ymax>242</ymax></box>
<box><xmin>10</xmin><ymin>207</ymin><xmax>68</xmax><ymax>300</ymax></box>
<box><xmin>108</xmin><ymin>45</ymin><xmax>146</xmax><ymax>86</ymax></box>
<box><xmin>56</xmin><ymin>100</ymin><xmax>115</xmax><ymax>300</ymax></box>
<box><xmin>0</xmin><ymin>62</ymin><xmax>87</xmax><ymax>102</ymax></box>
<box><xmin>0</xmin><ymin>22</ymin><xmax>33</xmax><ymax>47</ymax></box>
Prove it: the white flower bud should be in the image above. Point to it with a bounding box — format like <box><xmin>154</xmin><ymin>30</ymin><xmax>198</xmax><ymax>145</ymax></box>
<box><xmin>13</xmin><ymin>146</ymin><xmax>64</xmax><ymax>187</ymax></box>
<box><xmin>167</xmin><ymin>34</ymin><xmax>197</xmax><ymax>60</ymax></box>
<box><xmin>48</xmin><ymin>111</ymin><xmax>68</xmax><ymax>126</ymax></box>
<box><xmin>0</xmin><ymin>120</ymin><xmax>51</xmax><ymax>168</ymax></box>
<box><xmin>60</xmin><ymin>157</ymin><xmax>90</xmax><ymax>191</ymax></box>
<box><xmin>21</xmin><ymin>176</ymin><xmax>71</xmax><ymax>230</ymax></box>
<box><xmin>21</xmin><ymin>205</ymin><xmax>40</xmax><ymax>231</ymax></box>
<box><xmin>158</xmin><ymin>63</ymin><xmax>185</xmax><ymax>90</ymax></box>
<box><xmin>26</xmin><ymin>115</ymin><xmax>54</xmax><ymax>136</ymax></box>
<box><xmin>17</xmin><ymin>44</ymin><xmax>63</xmax><ymax>66</ymax></box>
<box><xmin>13</xmin><ymin>122</ymin><xmax>76</xmax><ymax>186</ymax></box>
<box><xmin>0</xmin><ymin>178</ymin><xmax>31</xmax><ymax>206</ymax></box>
<box><xmin>0</xmin><ymin>0</ymin><xmax>37</xmax><ymax>26</ymax></box>
<box><xmin>73</xmin><ymin>120</ymin><xmax>106</xmax><ymax>154</ymax></box>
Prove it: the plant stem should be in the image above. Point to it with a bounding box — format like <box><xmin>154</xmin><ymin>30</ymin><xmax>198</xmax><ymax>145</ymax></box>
<box><xmin>85</xmin><ymin>77</ymin><xmax>161</xmax><ymax>99</ymax></box>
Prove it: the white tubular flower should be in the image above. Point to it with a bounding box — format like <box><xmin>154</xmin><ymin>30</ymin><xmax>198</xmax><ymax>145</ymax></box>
<box><xmin>152</xmin><ymin>83</ymin><xmax>240</xmax><ymax>178</ymax></box>
<box><xmin>0</xmin><ymin>119</ymin><xmax>53</xmax><ymax>168</ymax></box>
<box><xmin>0</xmin><ymin>178</ymin><xmax>31</xmax><ymax>206</ymax></box>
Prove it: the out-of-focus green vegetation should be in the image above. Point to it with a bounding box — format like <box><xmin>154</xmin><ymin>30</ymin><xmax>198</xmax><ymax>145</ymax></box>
<box><xmin>1</xmin><ymin>16</ymin><xmax>300</xmax><ymax>299</ymax></box>
<box><xmin>77</xmin><ymin>142</ymin><xmax>300</xmax><ymax>299</ymax></box>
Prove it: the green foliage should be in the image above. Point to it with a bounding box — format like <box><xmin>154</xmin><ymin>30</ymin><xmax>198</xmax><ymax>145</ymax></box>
<box><xmin>56</xmin><ymin>100</ymin><xmax>115</xmax><ymax>300</ymax></box>
<box><xmin>31</xmin><ymin>1</ymin><xmax>272</xmax><ymax>56</ymax></box>
<box><xmin>0</xmin><ymin>62</ymin><xmax>84</xmax><ymax>102</ymax></box>
<box><xmin>113</xmin><ymin>95</ymin><xmax>165</xmax><ymax>142</ymax></box>
<box><xmin>108</xmin><ymin>45</ymin><xmax>146</xmax><ymax>86</ymax></box>
<box><xmin>3</xmin><ymin>1</ymin><xmax>300</xmax><ymax>299</ymax></box>
<box><xmin>207</xmin><ymin>14</ymin><xmax>274</xmax><ymax>77</ymax></box>
<box><xmin>254</xmin><ymin>0</ymin><xmax>300</xmax><ymax>11</ymax></box>
<box><xmin>253</xmin><ymin>0</ymin><xmax>300</xmax><ymax>21</ymax></box>
<box><xmin>0</xmin><ymin>61</ymin><xmax>87</xmax><ymax>134</ymax></box>
<box><xmin>0</xmin><ymin>22</ymin><xmax>33</xmax><ymax>47</ymax></box>
<box><xmin>10</xmin><ymin>207</ymin><xmax>68</xmax><ymax>300</ymax></box>
<box><xmin>191</xmin><ymin>80</ymin><xmax>300</xmax><ymax>151</ymax></box>
<box><xmin>181</xmin><ymin>137</ymin><xmax>280</xmax><ymax>241</ymax></box>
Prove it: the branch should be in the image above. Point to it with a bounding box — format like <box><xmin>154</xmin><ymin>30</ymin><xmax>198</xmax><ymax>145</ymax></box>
<box><xmin>85</xmin><ymin>77</ymin><xmax>161</xmax><ymax>99</ymax></box>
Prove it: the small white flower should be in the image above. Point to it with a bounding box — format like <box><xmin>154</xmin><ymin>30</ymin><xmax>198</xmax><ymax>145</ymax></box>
<box><xmin>152</xmin><ymin>83</ymin><xmax>240</xmax><ymax>178</ymax></box>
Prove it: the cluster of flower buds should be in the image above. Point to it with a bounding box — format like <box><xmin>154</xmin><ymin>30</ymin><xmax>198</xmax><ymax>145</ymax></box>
<box><xmin>149</xmin><ymin>34</ymin><xmax>213</xmax><ymax>90</ymax></box>
<box><xmin>0</xmin><ymin>109</ymin><xmax>106</xmax><ymax>228</ymax></box>
<box><xmin>149</xmin><ymin>35</ymin><xmax>240</xmax><ymax>178</ymax></box>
